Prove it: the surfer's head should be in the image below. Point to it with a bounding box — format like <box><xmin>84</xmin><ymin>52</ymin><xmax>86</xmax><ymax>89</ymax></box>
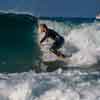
<box><xmin>39</xmin><ymin>24</ymin><xmax>48</xmax><ymax>33</ymax></box>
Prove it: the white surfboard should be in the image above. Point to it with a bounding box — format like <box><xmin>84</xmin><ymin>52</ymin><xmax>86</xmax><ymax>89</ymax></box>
<box><xmin>42</xmin><ymin>50</ymin><xmax>70</xmax><ymax>64</ymax></box>
<box><xmin>42</xmin><ymin>49</ymin><xmax>58</xmax><ymax>62</ymax></box>
<box><xmin>39</xmin><ymin>41</ymin><xmax>71</xmax><ymax>63</ymax></box>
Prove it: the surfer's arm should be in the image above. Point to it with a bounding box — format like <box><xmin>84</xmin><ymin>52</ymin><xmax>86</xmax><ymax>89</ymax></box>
<box><xmin>40</xmin><ymin>34</ymin><xmax>48</xmax><ymax>43</ymax></box>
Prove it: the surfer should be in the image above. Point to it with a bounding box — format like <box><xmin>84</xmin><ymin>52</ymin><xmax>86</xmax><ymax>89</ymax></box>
<box><xmin>39</xmin><ymin>24</ymin><xmax>66</xmax><ymax>58</ymax></box>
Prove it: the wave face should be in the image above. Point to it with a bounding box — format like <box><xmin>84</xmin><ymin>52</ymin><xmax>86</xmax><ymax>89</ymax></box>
<box><xmin>0</xmin><ymin>13</ymin><xmax>40</xmax><ymax>73</ymax></box>
<box><xmin>38</xmin><ymin>18</ymin><xmax>100</xmax><ymax>68</ymax></box>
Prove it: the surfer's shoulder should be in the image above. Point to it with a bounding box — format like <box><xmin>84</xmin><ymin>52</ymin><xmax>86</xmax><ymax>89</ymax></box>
<box><xmin>48</xmin><ymin>28</ymin><xmax>58</xmax><ymax>34</ymax></box>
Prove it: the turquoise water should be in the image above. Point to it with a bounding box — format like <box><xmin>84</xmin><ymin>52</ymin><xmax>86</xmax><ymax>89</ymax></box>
<box><xmin>0</xmin><ymin>13</ymin><xmax>40</xmax><ymax>73</ymax></box>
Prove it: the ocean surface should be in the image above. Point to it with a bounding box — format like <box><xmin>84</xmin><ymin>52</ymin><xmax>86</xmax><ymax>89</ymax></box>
<box><xmin>0</xmin><ymin>12</ymin><xmax>100</xmax><ymax>100</ymax></box>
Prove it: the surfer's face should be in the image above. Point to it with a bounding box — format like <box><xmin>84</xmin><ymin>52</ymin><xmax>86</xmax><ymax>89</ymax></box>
<box><xmin>39</xmin><ymin>25</ymin><xmax>47</xmax><ymax>33</ymax></box>
<box><xmin>38</xmin><ymin>26</ymin><xmax>43</xmax><ymax>33</ymax></box>
<box><xmin>41</xmin><ymin>26</ymin><xmax>45</xmax><ymax>32</ymax></box>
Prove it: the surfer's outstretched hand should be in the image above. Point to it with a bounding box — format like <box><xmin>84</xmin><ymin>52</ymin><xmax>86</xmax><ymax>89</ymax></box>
<box><xmin>39</xmin><ymin>42</ymin><xmax>42</xmax><ymax>45</ymax></box>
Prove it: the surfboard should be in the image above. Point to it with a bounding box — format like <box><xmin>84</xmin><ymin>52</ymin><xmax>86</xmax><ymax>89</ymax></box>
<box><xmin>39</xmin><ymin>39</ymin><xmax>71</xmax><ymax>63</ymax></box>
<box><xmin>42</xmin><ymin>50</ymin><xmax>71</xmax><ymax>64</ymax></box>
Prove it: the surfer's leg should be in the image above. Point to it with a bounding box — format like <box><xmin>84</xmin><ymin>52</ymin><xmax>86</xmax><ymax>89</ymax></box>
<box><xmin>50</xmin><ymin>48</ymin><xmax>60</xmax><ymax>56</ymax></box>
<box><xmin>50</xmin><ymin>38</ymin><xmax>66</xmax><ymax>58</ymax></box>
<box><xmin>50</xmin><ymin>47</ymin><xmax>66</xmax><ymax>58</ymax></box>
<box><xmin>50</xmin><ymin>41</ymin><xmax>65</xmax><ymax>57</ymax></box>
<box><xmin>49</xmin><ymin>42</ymin><xmax>60</xmax><ymax>56</ymax></box>
<box><xmin>55</xmin><ymin>38</ymin><xmax>64</xmax><ymax>49</ymax></box>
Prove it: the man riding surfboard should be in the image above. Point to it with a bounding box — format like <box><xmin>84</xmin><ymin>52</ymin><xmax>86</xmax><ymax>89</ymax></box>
<box><xmin>39</xmin><ymin>24</ymin><xmax>66</xmax><ymax>58</ymax></box>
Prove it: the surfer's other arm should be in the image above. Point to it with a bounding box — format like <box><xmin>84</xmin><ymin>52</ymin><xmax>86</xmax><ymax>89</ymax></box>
<box><xmin>40</xmin><ymin>33</ymin><xmax>48</xmax><ymax>44</ymax></box>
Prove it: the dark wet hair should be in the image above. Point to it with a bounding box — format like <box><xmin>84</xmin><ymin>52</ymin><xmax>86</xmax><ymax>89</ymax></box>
<box><xmin>40</xmin><ymin>24</ymin><xmax>48</xmax><ymax>30</ymax></box>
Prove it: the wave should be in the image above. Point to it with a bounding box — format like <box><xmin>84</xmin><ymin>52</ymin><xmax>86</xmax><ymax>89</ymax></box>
<box><xmin>0</xmin><ymin>12</ymin><xmax>100</xmax><ymax>100</ymax></box>
<box><xmin>0</xmin><ymin>12</ymin><xmax>40</xmax><ymax>73</ymax></box>
<box><xmin>0</xmin><ymin>12</ymin><xmax>99</xmax><ymax>73</ymax></box>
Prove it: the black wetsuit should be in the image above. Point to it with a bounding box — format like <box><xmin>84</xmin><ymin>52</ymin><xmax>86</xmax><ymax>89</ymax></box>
<box><xmin>40</xmin><ymin>29</ymin><xmax>64</xmax><ymax>56</ymax></box>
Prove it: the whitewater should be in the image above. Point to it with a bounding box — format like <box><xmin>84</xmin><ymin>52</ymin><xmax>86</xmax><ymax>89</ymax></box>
<box><xmin>0</xmin><ymin>70</ymin><xmax>100</xmax><ymax>100</ymax></box>
<box><xmin>38</xmin><ymin>19</ymin><xmax>100</xmax><ymax>66</ymax></box>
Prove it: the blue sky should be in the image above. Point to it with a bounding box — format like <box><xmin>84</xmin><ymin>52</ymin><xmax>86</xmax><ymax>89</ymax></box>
<box><xmin>0</xmin><ymin>0</ymin><xmax>96</xmax><ymax>18</ymax></box>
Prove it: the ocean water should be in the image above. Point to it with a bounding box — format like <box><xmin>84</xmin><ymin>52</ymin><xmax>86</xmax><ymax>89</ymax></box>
<box><xmin>0</xmin><ymin>12</ymin><xmax>100</xmax><ymax>100</ymax></box>
<box><xmin>0</xmin><ymin>13</ymin><xmax>40</xmax><ymax>73</ymax></box>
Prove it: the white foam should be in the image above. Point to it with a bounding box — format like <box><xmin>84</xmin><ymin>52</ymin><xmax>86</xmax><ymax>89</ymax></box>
<box><xmin>37</xmin><ymin>88</ymin><xmax>80</xmax><ymax>100</ymax></box>
<box><xmin>38</xmin><ymin>20</ymin><xmax>100</xmax><ymax>66</ymax></box>
<box><xmin>9</xmin><ymin>82</ymin><xmax>31</xmax><ymax>100</ymax></box>
<box><xmin>0</xmin><ymin>71</ymin><xmax>99</xmax><ymax>100</ymax></box>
